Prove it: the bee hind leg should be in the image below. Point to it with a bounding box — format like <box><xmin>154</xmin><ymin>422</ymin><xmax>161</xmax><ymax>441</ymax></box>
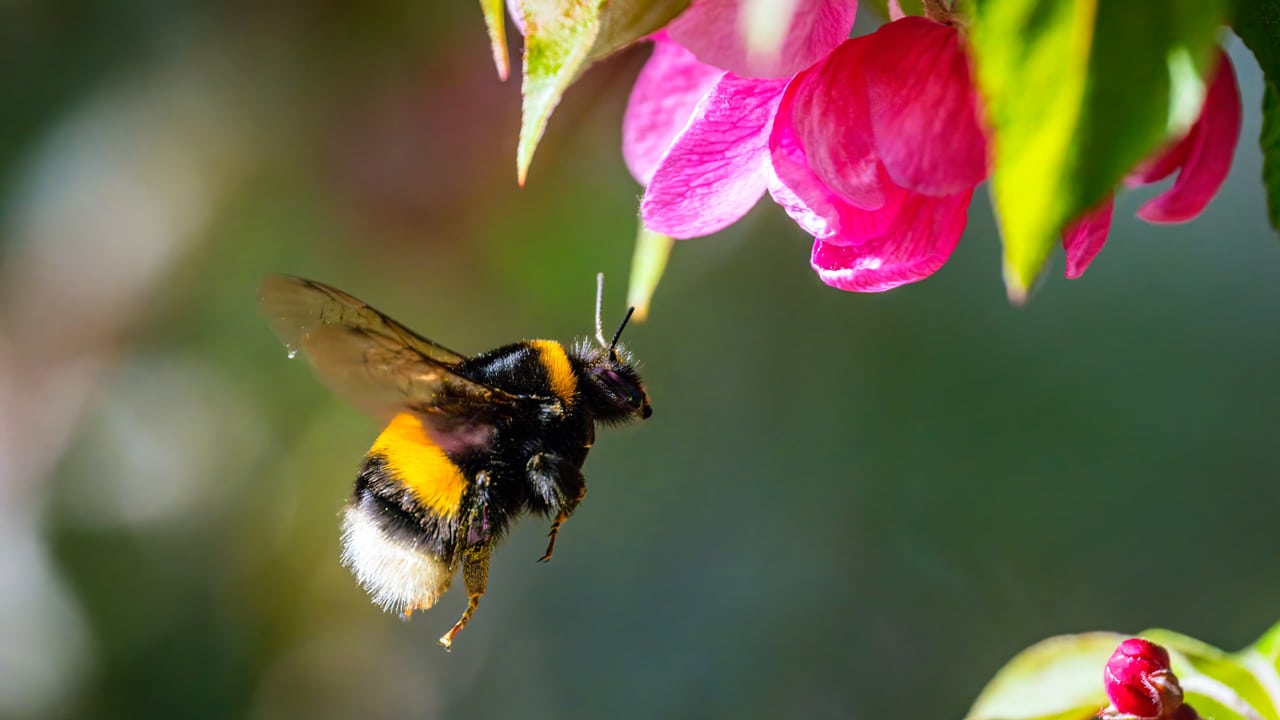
<box><xmin>438</xmin><ymin>543</ymin><xmax>490</xmax><ymax>651</ymax></box>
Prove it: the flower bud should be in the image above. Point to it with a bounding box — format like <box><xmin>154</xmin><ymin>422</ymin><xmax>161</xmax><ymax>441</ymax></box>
<box><xmin>1103</xmin><ymin>638</ymin><xmax>1184</xmax><ymax>719</ymax></box>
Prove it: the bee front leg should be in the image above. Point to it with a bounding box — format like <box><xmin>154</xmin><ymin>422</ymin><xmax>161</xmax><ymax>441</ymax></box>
<box><xmin>438</xmin><ymin>542</ymin><xmax>490</xmax><ymax>651</ymax></box>
<box><xmin>527</xmin><ymin>453</ymin><xmax>586</xmax><ymax>563</ymax></box>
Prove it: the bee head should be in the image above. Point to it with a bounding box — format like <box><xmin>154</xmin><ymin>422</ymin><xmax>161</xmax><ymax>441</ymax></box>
<box><xmin>577</xmin><ymin>343</ymin><xmax>651</xmax><ymax>423</ymax></box>
<box><xmin>579</xmin><ymin>276</ymin><xmax>651</xmax><ymax>423</ymax></box>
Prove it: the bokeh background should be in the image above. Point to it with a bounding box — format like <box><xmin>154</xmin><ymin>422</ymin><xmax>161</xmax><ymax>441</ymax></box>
<box><xmin>2</xmin><ymin>3</ymin><xmax>1278</xmax><ymax>719</ymax></box>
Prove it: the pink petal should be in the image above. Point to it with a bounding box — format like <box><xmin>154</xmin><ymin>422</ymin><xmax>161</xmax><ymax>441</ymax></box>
<box><xmin>1137</xmin><ymin>50</ymin><xmax>1242</xmax><ymax>224</ymax></box>
<box><xmin>641</xmin><ymin>76</ymin><xmax>789</xmax><ymax>238</ymax></box>
<box><xmin>864</xmin><ymin>17</ymin><xmax>988</xmax><ymax>195</ymax></box>
<box><xmin>1125</xmin><ymin>133</ymin><xmax>1193</xmax><ymax>187</ymax></box>
<box><xmin>1062</xmin><ymin>195</ymin><xmax>1114</xmax><ymax>279</ymax></box>
<box><xmin>809</xmin><ymin>188</ymin><xmax>973</xmax><ymax>292</ymax></box>
<box><xmin>784</xmin><ymin>37</ymin><xmax>885</xmax><ymax>210</ymax></box>
<box><xmin>667</xmin><ymin>0</ymin><xmax>859</xmax><ymax>78</ymax></box>
<box><xmin>623</xmin><ymin>38</ymin><xmax>725</xmax><ymax>185</ymax></box>
<box><xmin>768</xmin><ymin>62</ymin><xmax>902</xmax><ymax>240</ymax></box>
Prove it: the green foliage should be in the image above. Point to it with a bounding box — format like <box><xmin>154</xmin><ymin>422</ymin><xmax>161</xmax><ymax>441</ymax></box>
<box><xmin>968</xmin><ymin>622</ymin><xmax>1280</xmax><ymax>720</ymax></box>
<box><xmin>1235</xmin><ymin>0</ymin><xmax>1280</xmax><ymax>231</ymax></box>
<box><xmin>591</xmin><ymin>0</ymin><xmax>690</xmax><ymax>61</ymax></box>
<box><xmin>518</xmin><ymin>0</ymin><xmax>605</xmax><ymax>185</ymax></box>
<box><xmin>968</xmin><ymin>0</ymin><xmax>1229</xmax><ymax>299</ymax></box>
<box><xmin>966</xmin><ymin>632</ymin><xmax>1120</xmax><ymax>720</ymax></box>
<box><xmin>1234</xmin><ymin>1</ymin><xmax>1280</xmax><ymax>88</ymax></box>
<box><xmin>513</xmin><ymin>0</ymin><xmax>689</xmax><ymax>184</ymax></box>
<box><xmin>1261</xmin><ymin>87</ymin><xmax>1280</xmax><ymax>230</ymax></box>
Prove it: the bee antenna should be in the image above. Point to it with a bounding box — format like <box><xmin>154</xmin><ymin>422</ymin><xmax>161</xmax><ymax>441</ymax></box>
<box><xmin>594</xmin><ymin>272</ymin><xmax>608</xmax><ymax>347</ymax></box>
<box><xmin>609</xmin><ymin>307</ymin><xmax>635</xmax><ymax>352</ymax></box>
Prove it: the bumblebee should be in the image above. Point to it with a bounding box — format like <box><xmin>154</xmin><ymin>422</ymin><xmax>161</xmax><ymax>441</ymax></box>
<box><xmin>260</xmin><ymin>274</ymin><xmax>651</xmax><ymax>649</ymax></box>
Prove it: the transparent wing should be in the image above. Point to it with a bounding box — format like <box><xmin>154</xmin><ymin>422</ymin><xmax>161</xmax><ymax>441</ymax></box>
<box><xmin>259</xmin><ymin>274</ymin><xmax>520</xmax><ymax>424</ymax></box>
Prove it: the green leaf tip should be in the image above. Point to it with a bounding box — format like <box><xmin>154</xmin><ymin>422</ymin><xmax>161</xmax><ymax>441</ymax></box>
<box><xmin>479</xmin><ymin>0</ymin><xmax>511</xmax><ymax>81</ymax></box>
<box><xmin>517</xmin><ymin>0</ymin><xmax>604</xmax><ymax>185</ymax></box>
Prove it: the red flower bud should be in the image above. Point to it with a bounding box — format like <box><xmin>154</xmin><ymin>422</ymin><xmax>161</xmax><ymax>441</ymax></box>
<box><xmin>1103</xmin><ymin>638</ymin><xmax>1184</xmax><ymax>719</ymax></box>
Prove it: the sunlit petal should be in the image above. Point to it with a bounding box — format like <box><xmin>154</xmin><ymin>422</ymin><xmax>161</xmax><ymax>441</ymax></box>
<box><xmin>641</xmin><ymin>75</ymin><xmax>789</xmax><ymax>237</ymax></box>
<box><xmin>784</xmin><ymin>38</ymin><xmax>885</xmax><ymax>210</ymax></box>
<box><xmin>623</xmin><ymin>37</ymin><xmax>725</xmax><ymax>185</ymax></box>
<box><xmin>768</xmin><ymin>67</ymin><xmax>901</xmax><ymax>241</ymax></box>
<box><xmin>668</xmin><ymin>0</ymin><xmax>859</xmax><ymax>78</ymax></box>
<box><xmin>1136</xmin><ymin>50</ymin><xmax>1241</xmax><ymax>224</ymax></box>
<box><xmin>864</xmin><ymin>17</ymin><xmax>987</xmax><ymax>195</ymax></box>
<box><xmin>809</xmin><ymin>188</ymin><xmax>972</xmax><ymax>292</ymax></box>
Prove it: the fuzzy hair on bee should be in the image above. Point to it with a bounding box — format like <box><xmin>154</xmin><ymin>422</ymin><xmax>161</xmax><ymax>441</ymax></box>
<box><xmin>260</xmin><ymin>273</ymin><xmax>650</xmax><ymax>649</ymax></box>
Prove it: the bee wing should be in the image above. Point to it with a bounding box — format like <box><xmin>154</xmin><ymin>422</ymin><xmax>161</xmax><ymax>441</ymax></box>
<box><xmin>259</xmin><ymin>274</ymin><xmax>520</xmax><ymax>426</ymax></box>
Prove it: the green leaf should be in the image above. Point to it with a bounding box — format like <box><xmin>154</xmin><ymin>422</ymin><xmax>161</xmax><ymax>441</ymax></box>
<box><xmin>590</xmin><ymin>0</ymin><xmax>689</xmax><ymax>62</ymax></box>
<box><xmin>965</xmin><ymin>632</ymin><xmax>1121</xmax><ymax>720</ymax></box>
<box><xmin>518</xmin><ymin>0</ymin><xmax>604</xmax><ymax>185</ymax></box>
<box><xmin>478</xmin><ymin>0</ymin><xmax>511</xmax><ymax>80</ymax></box>
<box><xmin>517</xmin><ymin>0</ymin><xmax>688</xmax><ymax>184</ymax></box>
<box><xmin>968</xmin><ymin>0</ymin><xmax>1229</xmax><ymax>300</ymax></box>
<box><xmin>1253</xmin><ymin>618</ymin><xmax>1280</xmax><ymax>660</ymax></box>
<box><xmin>1235</xmin><ymin>0</ymin><xmax>1280</xmax><ymax>231</ymax></box>
<box><xmin>1262</xmin><ymin>87</ymin><xmax>1280</xmax><ymax>230</ymax></box>
<box><xmin>1236</xmin><ymin>619</ymin><xmax>1280</xmax><ymax>720</ymax></box>
<box><xmin>1234</xmin><ymin>0</ymin><xmax>1280</xmax><ymax>85</ymax></box>
<box><xmin>626</xmin><ymin>224</ymin><xmax>674</xmax><ymax>322</ymax></box>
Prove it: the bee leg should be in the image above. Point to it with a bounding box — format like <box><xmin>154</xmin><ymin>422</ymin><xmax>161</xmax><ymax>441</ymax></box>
<box><xmin>538</xmin><ymin>483</ymin><xmax>586</xmax><ymax>563</ymax></box>
<box><xmin>526</xmin><ymin>453</ymin><xmax>587</xmax><ymax>563</ymax></box>
<box><xmin>438</xmin><ymin>543</ymin><xmax>491</xmax><ymax>651</ymax></box>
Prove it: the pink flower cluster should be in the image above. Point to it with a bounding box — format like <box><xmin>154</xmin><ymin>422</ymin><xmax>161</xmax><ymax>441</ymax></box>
<box><xmin>623</xmin><ymin>0</ymin><xmax>1242</xmax><ymax>292</ymax></box>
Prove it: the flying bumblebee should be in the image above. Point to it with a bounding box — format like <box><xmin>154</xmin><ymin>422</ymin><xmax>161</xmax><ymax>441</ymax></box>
<box><xmin>260</xmin><ymin>274</ymin><xmax>651</xmax><ymax>649</ymax></box>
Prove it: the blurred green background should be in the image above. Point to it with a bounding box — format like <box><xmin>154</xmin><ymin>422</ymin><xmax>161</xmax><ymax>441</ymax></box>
<box><xmin>2</xmin><ymin>3</ymin><xmax>1278</xmax><ymax>719</ymax></box>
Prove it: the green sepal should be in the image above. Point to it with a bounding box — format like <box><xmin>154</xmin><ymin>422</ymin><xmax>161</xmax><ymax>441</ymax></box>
<box><xmin>626</xmin><ymin>224</ymin><xmax>674</xmax><ymax>322</ymax></box>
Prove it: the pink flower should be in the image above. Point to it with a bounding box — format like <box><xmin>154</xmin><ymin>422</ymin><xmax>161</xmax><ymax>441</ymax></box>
<box><xmin>624</xmin><ymin>2</ymin><xmax>1240</xmax><ymax>294</ymax></box>
<box><xmin>768</xmin><ymin>15</ymin><xmax>988</xmax><ymax>291</ymax></box>
<box><xmin>1100</xmin><ymin>638</ymin><xmax>1198</xmax><ymax>720</ymax></box>
<box><xmin>627</xmin><ymin>7</ymin><xmax>983</xmax><ymax>294</ymax></box>
<box><xmin>622</xmin><ymin>0</ymin><xmax>859</xmax><ymax>238</ymax></box>
<box><xmin>1062</xmin><ymin>49</ymin><xmax>1241</xmax><ymax>279</ymax></box>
